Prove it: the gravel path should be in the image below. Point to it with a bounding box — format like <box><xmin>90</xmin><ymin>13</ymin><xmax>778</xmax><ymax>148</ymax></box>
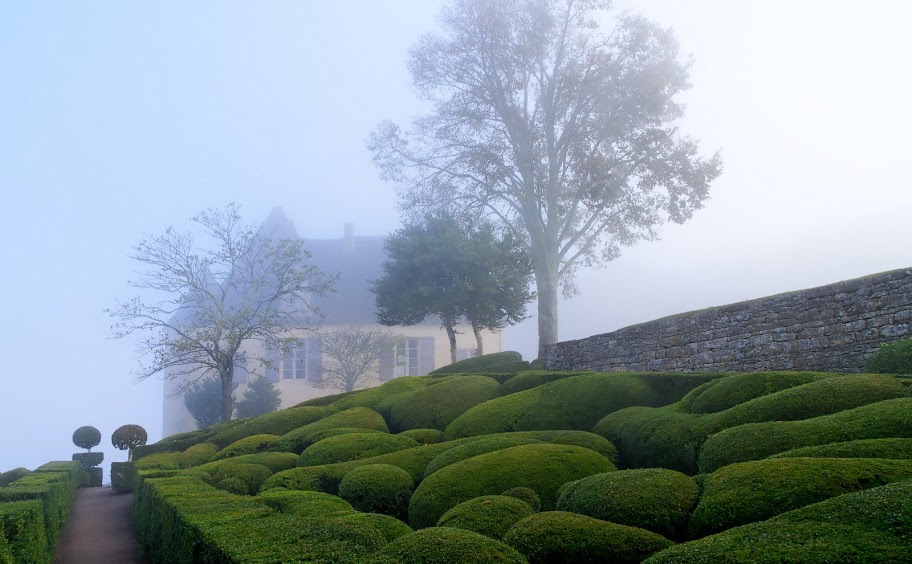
<box><xmin>53</xmin><ymin>486</ymin><xmax>149</xmax><ymax>564</ymax></box>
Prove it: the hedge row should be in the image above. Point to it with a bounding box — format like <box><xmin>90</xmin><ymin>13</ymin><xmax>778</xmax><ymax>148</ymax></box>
<box><xmin>385</xmin><ymin>375</ymin><xmax>501</xmax><ymax>433</ymax></box>
<box><xmin>436</xmin><ymin>495</ymin><xmax>534</xmax><ymax>540</ymax></box>
<box><xmin>678</xmin><ymin>372</ymin><xmax>830</xmax><ymax>414</ymax></box>
<box><xmin>266</xmin><ymin>407</ymin><xmax>389</xmax><ymax>454</ymax></box>
<box><xmin>300</xmin><ymin>433</ymin><xmax>419</xmax><ymax>467</ymax></box>
<box><xmin>770</xmin><ymin>438</ymin><xmax>912</xmax><ymax>460</ymax></box>
<box><xmin>370</xmin><ymin>527</ymin><xmax>527</xmax><ymax>563</ymax></box>
<box><xmin>427</xmin><ymin>351</ymin><xmax>524</xmax><ymax>375</ymax></box>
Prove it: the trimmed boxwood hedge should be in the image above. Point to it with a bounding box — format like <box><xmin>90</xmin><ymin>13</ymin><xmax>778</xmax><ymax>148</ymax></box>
<box><xmin>335</xmin><ymin>512</ymin><xmax>413</xmax><ymax>543</ymax></box>
<box><xmin>556</xmin><ymin>468</ymin><xmax>698</xmax><ymax>540</ymax></box>
<box><xmin>267</xmin><ymin>407</ymin><xmax>390</xmax><ymax>454</ymax></box>
<box><xmin>498</xmin><ymin>371</ymin><xmax>581</xmax><ymax>396</ymax></box>
<box><xmin>257</xmin><ymin>489</ymin><xmax>354</xmax><ymax>517</ymax></box>
<box><xmin>770</xmin><ymin>438</ymin><xmax>912</xmax><ymax>460</ymax></box>
<box><xmin>679</xmin><ymin>372</ymin><xmax>829</xmax><ymax>414</ymax></box>
<box><xmin>71</xmin><ymin>452</ymin><xmax>104</xmax><ymax>469</ymax></box>
<box><xmin>210</xmin><ymin>463</ymin><xmax>273</xmax><ymax>496</ymax></box>
<box><xmin>408</xmin><ymin>443</ymin><xmax>615</xmax><ymax>529</ymax></box>
<box><xmin>196</xmin><ymin>452</ymin><xmax>298</xmax><ymax>476</ymax></box>
<box><xmin>398</xmin><ymin>429</ymin><xmax>444</xmax><ymax>444</ymax></box>
<box><xmin>386</xmin><ymin>375</ymin><xmax>501</xmax><ymax>433</ymax></box>
<box><xmin>424</xmin><ymin>437</ymin><xmax>545</xmax><ymax>479</ymax></box>
<box><xmin>444</xmin><ymin>373</ymin><xmax>657</xmax><ymax>439</ymax></box>
<box><xmin>0</xmin><ymin>463</ymin><xmax>80</xmax><ymax>554</ymax></box>
<box><xmin>594</xmin><ymin>407</ymin><xmax>702</xmax><ymax>474</ymax></box>
<box><xmin>501</xmin><ymin>487</ymin><xmax>541</xmax><ymax>511</ymax></box>
<box><xmin>208</xmin><ymin>406</ymin><xmax>329</xmax><ymax>448</ymax></box>
<box><xmin>645</xmin><ymin>478</ymin><xmax>912</xmax><ymax>563</ymax></box>
<box><xmin>337</xmin><ymin>464</ymin><xmax>414</xmax><ymax>520</ymax></box>
<box><xmin>211</xmin><ymin>434</ymin><xmax>280</xmax><ymax>461</ymax></box>
<box><xmin>176</xmin><ymin>443</ymin><xmax>218</xmax><ymax>468</ymax></box>
<box><xmin>697</xmin><ymin>397</ymin><xmax>912</xmax><ymax>472</ymax></box>
<box><xmin>134</xmin><ymin>452</ymin><xmax>181</xmax><ymax>471</ymax></box>
<box><xmin>428</xmin><ymin>351</ymin><xmax>524</xmax><ymax>375</ymax></box>
<box><xmin>333</xmin><ymin>377</ymin><xmax>432</xmax><ymax>412</ymax></box>
<box><xmin>369</xmin><ymin>527</ymin><xmax>527</xmax><ymax>563</ymax></box>
<box><xmin>687</xmin><ymin>457</ymin><xmax>912</xmax><ymax>538</ymax></box>
<box><xmin>0</xmin><ymin>500</ymin><xmax>48</xmax><ymax>564</ymax></box>
<box><xmin>436</xmin><ymin>495</ymin><xmax>534</xmax><ymax>540</ymax></box>
<box><xmin>504</xmin><ymin>511</ymin><xmax>673</xmax><ymax>564</ymax></box>
<box><xmin>0</xmin><ymin>468</ymin><xmax>30</xmax><ymax>487</ymax></box>
<box><xmin>300</xmin><ymin>433</ymin><xmax>419</xmax><ymax>467</ymax></box>
<box><xmin>111</xmin><ymin>462</ymin><xmax>135</xmax><ymax>494</ymax></box>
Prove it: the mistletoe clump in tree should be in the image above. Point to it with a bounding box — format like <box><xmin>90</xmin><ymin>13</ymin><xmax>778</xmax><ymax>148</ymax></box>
<box><xmin>369</xmin><ymin>0</ymin><xmax>722</xmax><ymax>357</ymax></box>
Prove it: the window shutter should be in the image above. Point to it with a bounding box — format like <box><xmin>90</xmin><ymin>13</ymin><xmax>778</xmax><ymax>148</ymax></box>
<box><xmin>419</xmin><ymin>336</ymin><xmax>435</xmax><ymax>376</ymax></box>
<box><xmin>265</xmin><ymin>343</ymin><xmax>280</xmax><ymax>383</ymax></box>
<box><xmin>379</xmin><ymin>343</ymin><xmax>394</xmax><ymax>381</ymax></box>
<box><xmin>307</xmin><ymin>336</ymin><xmax>323</xmax><ymax>382</ymax></box>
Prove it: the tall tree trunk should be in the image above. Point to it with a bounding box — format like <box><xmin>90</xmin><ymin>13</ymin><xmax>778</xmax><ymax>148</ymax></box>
<box><xmin>472</xmin><ymin>322</ymin><xmax>484</xmax><ymax>356</ymax></box>
<box><xmin>220</xmin><ymin>363</ymin><xmax>234</xmax><ymax>422</ymax></box>
<box><xmin>444</xmin><ymin>318</ymin><xmax>458</xmax><ymax>364</ymax></box>
<box><xmin>534</xmin><ymin>262</ymin><xmax>559</xmax><ymax>360</ymax></box>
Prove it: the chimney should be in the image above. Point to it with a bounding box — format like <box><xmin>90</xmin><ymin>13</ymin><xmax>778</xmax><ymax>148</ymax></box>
<box><xmin>343</xmin><ymin>223</ymin><xmax>354</xmax><ymax>252</ymax></box>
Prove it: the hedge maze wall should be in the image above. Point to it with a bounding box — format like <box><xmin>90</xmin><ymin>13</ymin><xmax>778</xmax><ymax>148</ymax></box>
<box><xmin>545</xmin><ymin>268</ymin><xmax>912</xmax><ymax>373</ymax></box>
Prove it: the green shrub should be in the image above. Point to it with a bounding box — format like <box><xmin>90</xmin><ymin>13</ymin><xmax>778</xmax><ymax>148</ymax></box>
<box><xmin>197</xmin><ymin>452</ymin><xmax>299</xmax><ymax>475</ymax></box>
<box><xmin>209</xmin><ymin>463</ymin><xmax>273</xmax><ymax>495</ymax></box>
<box><xmin>436</xmin><ymin>495</ymin><xmax>534</xmax><ymax>540</ymax></box>
<box><xmin>645</xmin><ymin>478</ymin><xmax>912</xmax><ymax>563</ymax></box>
<box><xmin>634</xmin><ymin>372</ymin><xmax>729</xmax><ymax>406</ymax></box>
<box><xmin>370</xmin><ymin>527</ymin><xmax>527</xmax><ymax>563</ymax></box>
<box><xmin>444</xmin><ymin>373</ymin><xmax>657</xmax><ymax>439</ymax></box>
<box><xmin>687</xmin><ymin>457</ymin><xmax>912</xmax><ymax>538</ymax></box>
<box><xmin>409</xmin><ymin>443</ymin><xmax>615</xmax><ymax>529</ymax></box>
<box><xmin>0</xmin><ymin>500</ymin><xmax>48</xmax><ymax>564</ymax></box>
<box><xmin>0</xmin><ymin>464</ymin><xmax>80</xmax><ymax>548</ymax></box>
<box><xmin>386</xmin><ymin>375</ymin><xmax>501</xmax><ymax>432</ymax></box>
<box><xmin>110</xmin><ymin>462</ymin><xmax>134</xmax><ymax>494</ymax></box>
<box><xmin>501</xmin><ymin>487</ymin><xmax>541</xmax><ymax>512</ymax></box>
<box><xmin>557</xmin><ymin>468</ymin><xmax>698</xmax><ymax>540</ymax></box>
<box><xmin>333</xmin><ymin>377</ymin><xmax>432</xmax><ymax>412</ymax></box>
<box><xmin>71</xmin><ymin>452</ymin><xmax>104</xmax><ymax>469</ymax></box>
<box><xmin>300</xmin><ymin>433</ymin><xmax>419</xmax><ymax>466</ymax></box>
<box><xmin>268</xmin><ymin>407</ymin><xmax>390</xmax><ymax>453</ymax></box>
<box><xmin>338</xmin><ymin>464</ymin><xmax>414</xmax><ymax>520</ymax></box>
<box><xmin>110</xmin><ymin>424</ymin><xmax>148</xmax><ymax>453</ymax></box>
<box><xmin>866</xmin><ymin>337</ymin><xmax>912</xmax><ymax>374</ymax></box>
<box><xmin>257</xmin><ymin>489</ymin><xmax>354</xmax><ymax>517</ymax></box>
<box><xmin>504</xmin><ymin>511</ymin><xmax>673</xmax><ymax>564</ymax></box>
<box><xmin>428</xmin><ymin>351</ymin><xmax>524</xmax><ymax>375</ymax></box>
<box><xmin>134</xmin><ymin>452</ymin><xmax>181</xmax><ymax>471</ymax></box>
<box><xmin>0</xmin><ymin>468</ymin><xmax>30</xmax><ymax>487</ymax></box>
<box><xmin>498</xmin><ymin>371</ymin><xmax>578</xmax><ymax>395</ymax></box>
<box><xmin>211</xmin><ymin>434</ymin><xmax>279</xmax><ymax>461</ymax></box>
<box><xmin>594</xmin><ymin>407</ymin><xmax>702</xmax><ymax>473</ymax></box>
<box><xmin>681</xmin><ymin>372</ymin><xmax>828</xmax><ymax>414</ymax></box>
<box><xmin>771</xmin><ymin>438</ymin><xmax>912</xmax><ymax>460</ymax></box>
<box><xmin>398</xmin><ymin>428</ymin><xmax>444</xmax><ymax>444</ymax></box>
<box><xmin>334</xmin><ymin>512</ymin><xmax>413</xmax><ymax>543</ymax></box>
<box><xmin>209</xmin><ymin>406</ymin><xmax>329</xmax><ymax>447</ymax></box>
<box><xmin>178</xmin><ymin>468</ymin><xmax>213</xmax><ymax>485</ymax></box>
<box><xmin>176</xmin><ymin>442</ymin><xmax>219</xmax><ymax>468</ymax></box>
<box><xmin>72</xmin><ymin>426</ymin><xmax>101</xmax><ymax>451</ymax></box>
<box><xmin>424</xmin><ymin>437</ymin><xmax>545</xmax><ymax>478</ymax></box>
<box><xmin>215</xmin><ymin>476</ymin><xmax>249</xmax><ymax>495</ymax></box>
<box><xmin>82</xmin><ymin>467</ymin><xmax>103</xmax><ymax>488</ymax></box>
<box><xmin>698</xmin><ymin>398</ymin><xmax>912</xmax><ymax>472</ymax></box>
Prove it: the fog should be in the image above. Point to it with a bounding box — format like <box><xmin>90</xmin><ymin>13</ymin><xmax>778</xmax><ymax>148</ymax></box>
<box><xmin>1</xmin><ymin>1</ymin><xmax>910</xmax><ymax>473</ymax></box>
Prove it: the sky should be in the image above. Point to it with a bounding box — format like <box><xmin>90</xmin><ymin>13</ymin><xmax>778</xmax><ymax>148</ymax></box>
<box><xmin>1</xmin><ymin>1</ymin><xmax>910</xmax><ymax>474</ymax></box>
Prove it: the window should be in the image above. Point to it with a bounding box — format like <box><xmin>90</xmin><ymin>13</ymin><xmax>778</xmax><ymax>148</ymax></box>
<box><xmin>456</xmin><ymin>348</ymin><xmax>476</xmax><ymax>362</ymax></box>
<box><xmin>394</xmin><ymin>338</ymin><xmax>421</xmax><ymax>377</ymax></box>
<box><xmin>281</xmin><ymin>341</ymin><xmax>308</xmax><ymax>380</ymax></box>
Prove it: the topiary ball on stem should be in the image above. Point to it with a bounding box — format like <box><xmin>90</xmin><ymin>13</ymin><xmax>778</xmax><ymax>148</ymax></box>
<box><xmin>111</xmin><ymin>424</ymin><xmax>148</xmax><ymax>460</ymax></box>
<box><xmin>73</xmin><ymin>426</ymin><xmax>101</xmax><ymax>452</ymax></box>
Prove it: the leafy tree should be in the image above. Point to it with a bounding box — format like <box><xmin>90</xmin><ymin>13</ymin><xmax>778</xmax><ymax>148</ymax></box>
<box><xmin>107</xmin><ymin>203</ymin><xmax>334</xmax><ymax>422</ymax></box>
<box><xmin>111</xmin><ymin>424</ymin><xmax>148</xmax><ymax>461</ymax></box>
<box><xmin>865</xmin><ymin>338</ymin><xmax>912</xmax><ymax>374</ymax></box>
<box><xmin>184</xmin><ymin>376</ymin><xmax>234</xmax><ymax>429</ymax></box>
<box><xmin>369</xmin><ymin>0</ymin><xmax>722</xmax><ymax>357</ymax></box>
<box><xmin>318</xmin><ymin>326</ymin><xmax>400</xmax><ymax>392</ymax></box>
<box><xmin>72</xmin><ymin>426</ymin><xmax>101</xmax><ymax>452</ymax></box>
<box><xmin>236</xmin><ymin>376</ymin><xmax>282</xmax><ymax>418</ymax></box>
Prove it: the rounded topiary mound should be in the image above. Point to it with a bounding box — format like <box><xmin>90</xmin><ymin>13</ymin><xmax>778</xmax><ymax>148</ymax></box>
<box><xmin>0</xmin><ymin>467</ymin><xmax>30</xmax><ymax>486</ymax></box>
<box><xmin>770</xmin><ymin>438</ymin><xmax>912</xmax><ymax>460</ymax></box>
<box><xmin>687</xmin><ymin>457</ymin><xmax>912</xmax><ymax>538</ymax></box>
<box><xmin>268</xmin><ymin>407</ymin><xmax>390</xmax><ymax>453</ymax></box>
<box><xmin>216</xmin><ymin>476</ymin><xmax>250</xmax><ymax>495</ymax></box>
<box><xmin>210</xmin><ymin>406</ymin><xmax>329</xmax><ymax>447</ymax></box>
<box><xmin>337</xmin><ymin>464</ymin><xmax>414</xmax><ymax>520</ymax></box>
<box><xmin>386</xmin><ymin>375</ymin><xmax>501</xmax><ymax>432</ymax></box>
<box><xmin>865</xmin><ymin>337</ymin><xmax>912</xmax><ymax>374</ymax></box>
<box><xmin>72</xmin><ymin>426</ymin><xmax>102</xmax><ymax>451</ymax></box>
<box><xmin>210</xmin><ymin>463</ymin><xmax>273</xmax><ymax>495</ymax></box>
<box><xmin>257</xmin><ymin>489</ymin><xmax>354</xmax><ymax>517</ymax></box>
<box><xmin>212</xmin><ymin>434</ymin><xmax>280</xmax><ymax>461</ymax></box>
<box><xmin>111</xmin><ymin>424</ymin><xmax>148</xmax><ymax>452</ymax></box>
<box><xmin>333</xmin><ymin>512</ymin><xmax>413</xmax><ymax>542</ymax></box>
<box><xmin>501</xmin><ymin>487</ymin><xmax>540</xmax><ymax>512</ymax></box>
<box><xmin>503</xmin><ymin>511</ymin><xmax>673</xmax><ymax>564</ymax></box>
<box><xmin>370</xmin><ymin>527</ymin><xmax>527</xmax><ymax>563</ymax></box>
<box><xmin>498</xmin><ymin>371</ymin><xmax>576</xmax><ymax>396</ymax></box>
<box><xmin>681</xmin><ymin>372</ymin><xmax>825</xmax><ymax>414</ymax></box>
<box><xmin>300</xmin><ymin>433</ymin><xmax>418</xmax><ymax>467</ymax></box>
<box><xmin>428</xmin><ymin>351</ymin><xmax>523</xmax><ymax>375</ymax></box>
<box><xmin>594</xmin><ymin>407</ymin><xmax>701</xmax><ymax>474</ymax></box>
<box><xmin>436</xmin><ymin>495</ymin><xmax>535</xmax><ymax>540</ymax></box>
<box><xmin>556</xmin><ymin>468</ymin><xmax>698</xmax><ymax>540</ymax></box>
<box><xmin>409</xmin><ymin>443</ymin><xmax>614</xmax><ymax>529</ymax></box>
<box><xmin>424</xmin><ymin>437</ymin><xmax>544</xmax><ymax>478</ymax></box>
<box><xmin>177</xmin><ymin>442</ymin><xmax>219</xmax><ymax>468</ymax></box>
<box><xmin>199</xmin><ymin>452</ymin><xmax>299</xmax><ymax>475</ymax></box>
<box><xmin>398</xmin><ymin>429</ymin><xmax>444</xmax><ymax>444</ymax></box>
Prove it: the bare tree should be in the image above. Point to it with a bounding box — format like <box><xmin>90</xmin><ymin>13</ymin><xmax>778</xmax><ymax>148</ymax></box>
<box><xmin>369</xmin><ymin>0</ymin><xmax>722</xmax><ymax>357</ymax></box>
<box><xmin>317</xmin><ymin>326</ymin><xmax>400</xmax><ymax>392</ymax></box>
<box><xmin>107</xmin><ymin>204</ymin><xmax>334</xmax><ymax>421</ymax></box>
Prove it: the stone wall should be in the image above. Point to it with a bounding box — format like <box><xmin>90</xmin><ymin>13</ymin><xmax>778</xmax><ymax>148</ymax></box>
<box><xmin>544</xmin><ymin>268</ymin><xmax>912</xmax><ymax>373</ymax></box>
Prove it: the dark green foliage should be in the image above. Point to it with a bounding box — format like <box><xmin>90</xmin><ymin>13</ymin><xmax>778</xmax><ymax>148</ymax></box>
<box><xmin>501</xmin><ymin>487</ymin><xmax>541</xmax><ymax>512</ymax></box>
<box><xmin>131</xmin><ymin>418</ymin><xmax>249</xmax><ymax>460</ymax></box>
<box><xmin>184</xmin><ymin>376</ymin><xmax>234</xmax><ymax>429</ymax></box>
<box><xmin>370</xmin><ymin>527</ymin><xmax>528</xmax><ymax>564</ymax></box>
<box><xmin>332</xmin><ymin>376</ymin><xmax>431</xmax><ymax>412</ymax></box>
<box><xmin>444</xmin><ymin>373</ymin><xmax>657</xmax><ymax>439</ymax></box>
<box><xmin>82</xmin><ymin>467</ymin><xmax>102</xmax><ymax>488</ymax></box>
<box><xmin>0</xmin><ymin>500</ymin><xmax>48</xmax><ymax>564</ymax></box>
<box><xmin>215</xmin><ymin>476</ymin><xmax>249</xmax><ymax>495</ymax></box>
<box><xmin>300</xmin><ymin>433</ymin><xmax>419</xmax><ymax>467</ymax></box>
<box><xmin>176</xmin><ymin>442</ymin><xmax>219</xmax><ymax>468</ymax></box>
<box><xmin>335</xmin><ymin>512</ymin><xmax>413</xmax><ymax>543</ymax></box>
<box><xmin>498</xmin><ymin>371</ymin><xmax>578</xmax><ymax>395</ymax></box>
<box><xmin>633</xmin><ymin>373</ymin><xmax>730</xmax><ymax>407</ymax></box>
<box><xmin>409</xmin><ymin>444</ymin><xmax>615</xmax><ymax>529</ymax></box>
<box><xmin>771</xmin><ymin>438</ymin><xmax>912</xmax><ymax>460</ymax></box>
<box><xmin>280</xmin><ymin>427</ymin><xmax>386</xmax><ymax>455</ymax></box>
<box><xmin>687</xmin><ymin>457</ymin><xmax>912</xmax><ymax>538</ymax></box>
<box><xmin>398</xmin><ymin>428</ymin><xmax>444</xmax><ymax>444</ymax></box>
<box><xmin>424</xmin><ymin>437</ymin><xmax>545</xmax><ymax>478</ymax></box>
<box><xmin>0</xmin><ymin>463</ymin><xmax>80</xmax><ymax>550</ymax></box>
<box><xmin>645</xmin><ymin>479</ymin><xmax>912</xmax><ymax>563</ymax></box>
<box><xmin>72</xmin><ymin>426</ymin><xmax>101</xmax><ymax>451</ymax></box>
<box><xmin>429</xmin><ymin>352</ymin><xmax>524</xmax><ymax>375</ymax></box>
<box><xmin>697</xmin><ymin>398</ymin><xmax>912</xmax><ymax>472</ymax></box>
<box><xmin>235</xmin><ymin>377</ymin><xmax>282</xmax><ymax>418</ymax></box>
<box><xmin>437</xmin><ymin>495</ymin><xmax>534</xmax><ymax>540</ymax></box>
<box><xmin>111</xmin><ymin>462</ymin><xmax>134</xmax><ymax>494</ymax></box>
<box><xmin>212</xmin><ymin>434</ymin><xmax>279</xmax><ymax>461</ymax></box>
<box><xmin>110</xmin><ymin>424</ymin><xmax>148</xmax><ymax>453</ymax></box>
<box><xmin>71</xmin><ymin>452</ymin><xmax>104</xmax><ymax>468</ymax></box>
<box><xmin>0</xmin><ymin>469</ymin><xmax>30</xmax><ymax>487</ymax></box>
<box><xmin>257</xmin><ymin>489</ymin><xmax>354</xmax><ymax>517</ymax></box>
<box><xmin>504</xmin><ymin>511</ymin><xmax>673</xmax><ymax>564</ymax></box>
<box><xmin>865</xmin><ymin>337</ymin><xmax>912</xmax><ymax>374</ymax></box>
<box><xmin>267</xmin><ymin>407</ymin><xmax>389</xmax><ymax>453</ymax></box>
<box><xmin>294</xmin><ymin>389</ymin><xmax>357</xmax><ymax>407</ymax></box>
<box><xmin>594</xmin><ymin>408</ymin><xmax>701</xmax><ymax>473</ymax></box>
<box><xmin>210</xmin><ymin>463</ymin><xmax>273</xmax><ymax>496</ymax></box>
<box><xmin>557</xmin><ymin>469</ymin><xmax>698</xmax><ymax>540</ymax></box>
<box><xmin>338</xmin><ymin>464</ymin><xmax>415</xmax><ymax>520</ymax></box>
<box><xmin>134</xmin><ymin>452</ymin><xmax>181</xmax><ymax>471</ymax></box>
<box><xmin>680</xmin><ymin>372</ymin><xmax>827</xmax><ymax>414</ymax></box>
<box><xmin>197</xmin><ymin>452</ymin><xmax>299</xmax><ymax>476</ymax></box>
<box><xmin>386</xmin><ymin>375</ymin><xmax>501</xmax><ymax>432</ymax></box>
<box><xmin>211</xmin><ymin>406</ymin><xmax>328</xmax><ymax>448</ymax></box>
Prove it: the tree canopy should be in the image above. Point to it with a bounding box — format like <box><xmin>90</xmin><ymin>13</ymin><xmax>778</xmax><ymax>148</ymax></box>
<box><xmin>235</xmin><ymin>377</ymin><xmax>282</xmax><ymax>418</ymax></box>
<box><xmin>369</xmin><ymin>0</ymin><xmax>722</xmax><ymax>357</ymax></box>
<box><xmin>107</xmin><ymin>204</ymin><xmax>334</xmax><ymax>422</ymax></box>
<box><xmin>183</xmin><ymin>376</ymin><xmax>231</xmax><ymax>429</ymax></box>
